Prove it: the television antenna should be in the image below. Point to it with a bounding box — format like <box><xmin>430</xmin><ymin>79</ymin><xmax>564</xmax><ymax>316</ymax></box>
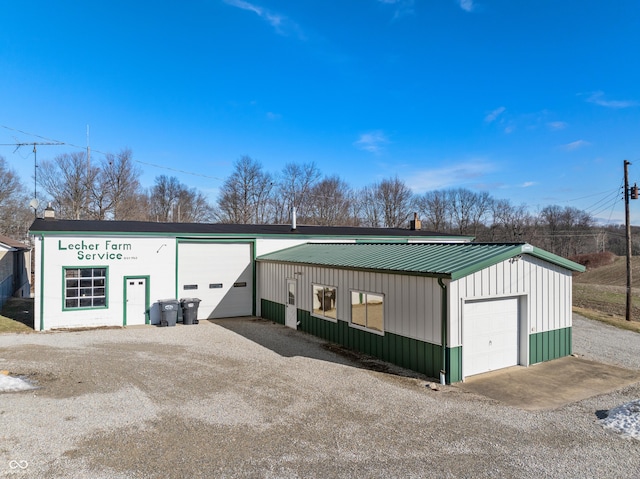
<box><xmin>0</xmin><ymin>141</ymin><xmax>65</xmax><ymax>217</ymax></box>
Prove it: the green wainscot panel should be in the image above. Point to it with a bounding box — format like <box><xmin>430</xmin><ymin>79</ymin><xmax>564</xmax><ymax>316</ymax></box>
<box><xmin>529</xmin><ymin>327</ymin><xmax>572</xmax><ymax>365</ymax></box>
<box><xmin>294</xmin><ymin>308</ymin><xmax>461</xmax><ymax>382</ymax></box>
<box><xmin>261</xmin><ymin>299</ymin><xmax>285</xmax><ymax>325</ymax></box>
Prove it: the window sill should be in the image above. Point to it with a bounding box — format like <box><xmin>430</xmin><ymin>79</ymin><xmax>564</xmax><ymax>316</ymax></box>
<box><xmin>349</xmin><ymin>322</ymin><xmax>385</xmax><ymax>336</ymax></box>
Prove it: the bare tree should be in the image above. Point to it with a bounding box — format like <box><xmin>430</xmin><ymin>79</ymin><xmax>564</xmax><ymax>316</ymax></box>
<box><xmin>358</xmin><ymin>185</ymin><xmax>383</xmax><ymax>227</ymax></box>
<box><xmin>307</xmin><ymin>176</ymin><xmax>357</xmax><ymax>226</ymax></box>
<box><xmin>146</xmin><ymin>175</ymin><xmax>214</xmax><ymax>223</ymax></box>
<box><xmin>448</xmin><ymin>188</ymin><xmax>493</xmax><ymax>236</ymax></box>
<box><xmin>416</xmin><ymin>190</ymin><xmax>450</xmax><ymax>232</ymax></box>
<box><xmin>378</xmin><ymin>177</ymin><xmax>416</xmax><ymax>228</ymax></box>
<box><xmin>216</xmin><ymin>156</ymin><xmax>273</xmax><ymax>224</ymax></box>
<box><xmin>273</xmin><ymin>162</ymin><xmax>320</xmax><ymax>223</ymax></box>
<box><xmin>0</xmin><ymin>156</ymin><xmax>32</xmax><ymax>239</ymax></box>
<box><xmin>539</xmin><ymin>205</ymin><xmax>593</xmax><ymax>256</ymax></box>
<box><xmin>98</xmin><ymin>149</ymin><xmax>144</xmax><ymax>220</ymax></box>
<box><xmin>148</xmin><ymin>176</ymin><xmax>184</xmax><ymax>222</ymax></box>
<box><xmin>174</xmin><ymin>187</ymin><xmax>214</xmax><ymax>223</ymax></box>
<box><xmin>37</xmin><ymin>152</ymin><xmax>93</xmax><ymax>220</ymax></box>
<box><xmin>481</xmin><ymin>199</ymin><xmax>533</xmax><ymax>242</ymax></box>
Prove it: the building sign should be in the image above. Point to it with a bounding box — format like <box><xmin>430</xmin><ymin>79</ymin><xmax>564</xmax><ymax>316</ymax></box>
<box><xmin>57</xmin><ymin>240</ymin><xmax>136</xmax><ymax>261</ymax></box>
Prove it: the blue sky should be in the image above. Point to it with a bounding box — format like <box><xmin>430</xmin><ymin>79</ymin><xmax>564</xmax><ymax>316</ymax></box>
<box><xmin>1</xmin><ymin>0</ymin><xmax>639</xmax><ymax>223</ymax></box>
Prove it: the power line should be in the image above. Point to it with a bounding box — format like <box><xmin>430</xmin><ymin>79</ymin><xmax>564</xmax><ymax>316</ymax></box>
<box><xmin>1</xmin><ymin>124</ymin><xmax>225</xmax><ymax>183</ymax></box>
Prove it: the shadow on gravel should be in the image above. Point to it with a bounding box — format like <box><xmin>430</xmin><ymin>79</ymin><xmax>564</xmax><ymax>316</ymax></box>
<box><xmin>212</xmin><ymin>317</ymin><xmax>434</xmax><ymax>383</ymax></box>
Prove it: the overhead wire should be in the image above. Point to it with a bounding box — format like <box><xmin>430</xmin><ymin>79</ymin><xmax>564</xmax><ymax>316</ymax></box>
<box><xmin>0</xmin><ymin>124</ymin><xmax>225</xmax><ymax>183</ymax></box>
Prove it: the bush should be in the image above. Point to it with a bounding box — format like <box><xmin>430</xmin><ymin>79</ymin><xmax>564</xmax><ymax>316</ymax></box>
<box><xmin>569</xmin><ymin>251</ymin><xmax>616</xmax><ymax>270</ymax></box>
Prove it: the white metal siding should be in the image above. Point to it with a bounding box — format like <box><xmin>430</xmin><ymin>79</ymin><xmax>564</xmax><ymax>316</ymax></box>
<box><xmin>258</xmin><ymin>262</ymin><xmax>443</xmax><ymax>345</ymax></box>
<box><xmin>449</xmin><ymin>256</ymin><xmax>573</xmax><ymax>348</ymax></box>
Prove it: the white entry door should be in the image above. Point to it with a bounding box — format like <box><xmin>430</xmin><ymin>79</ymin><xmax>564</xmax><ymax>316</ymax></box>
<box><xmin>125</xmin><ymin>278</ymin><xmax>148</xmax><ymax>326</ymax></box>
<box><xmin>285</xmin><ymin>279</ymin><xmax>297</xmax><ymax>329</ymax></box>
<box><xmin>463</xmin><ymin>297</ymin><xmax>519</xmax><ymax>377</ymax></box>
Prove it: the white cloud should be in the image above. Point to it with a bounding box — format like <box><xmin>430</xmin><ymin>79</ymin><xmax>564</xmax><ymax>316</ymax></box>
<box><xmin>377</xmin><ymin>0</ymin><xmax>415</xmax><ymax>19</ymax></box>
<box><xmin>547</xmin><ymin>121</ymin><xmax>568</xmax><ymax>130</ymax></box>
<box><xmin>560</xmin><ymin>139</ymin><xmax>590</xmax><ymax>151</ymax></box>
<box><xmin>408</xmin><ymin>160</ymin><xmax>496</xmax><ymax>193</ymax></box>
<box><xmin>458</xmin><ymin>0</ymin><xmax>475</xmax><ymax>12</ymax></box>
<box><xmin>354</xmin><ymin>130</ymin><xmax>389</xmax><ymax>154</ymax></box>
<box><xmin>586</xmin><ymin>91</ymin><xmax>637</xmax><ymax>109</ymax></box>
<box><xmin>521</xmin><ymin>181</ymin><xmax>536</xmax><ymax>188</ymax></box>
<box><xmin>223</xmin><ymin>0</ymin><xmax>303</xmax><ymax>38</ymax></box>
<box><xmin>484</xmin><ymin>106</ymin><xmax>506</xmax><ymax>123</ymax></box>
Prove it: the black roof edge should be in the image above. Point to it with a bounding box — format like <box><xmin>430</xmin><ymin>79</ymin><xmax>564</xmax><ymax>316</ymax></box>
<box><xmin>29</xmin><ymin>218</ymin><xmax>469</xmax><ymax>238</ymax></box>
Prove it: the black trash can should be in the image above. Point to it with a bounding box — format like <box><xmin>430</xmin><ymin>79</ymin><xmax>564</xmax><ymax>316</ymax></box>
<box><xmin>158</xmin><ymin>299</ymin><xmax>179</xmax><ymax>327</ymax></box>
<box><xmin>180</xmin><ymin>298</ymin><xmax>201</xmax><ymax>325</ymax></box>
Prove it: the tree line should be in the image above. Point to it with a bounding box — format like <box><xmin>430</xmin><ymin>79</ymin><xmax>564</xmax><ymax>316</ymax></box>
<box><xmin>0</xmin><ymin>151</ymin><xmax>634</xmax><ymax>258</ymax></box>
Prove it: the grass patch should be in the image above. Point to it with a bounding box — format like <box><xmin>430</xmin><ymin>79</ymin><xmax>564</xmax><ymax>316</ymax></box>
<box><xmin>573</xmin><ymin>283</ymin><xmax>640</xmax><ymax>319</ymax></box>
<box><xmin>0</xmin><ymin>315</ymin><xmax>33</xmax><ymax>333</ymax></box>
<box><xmin>0</xmin><ymin>298</ymin><xmax>35</xmax><ymax>333</ymax></box>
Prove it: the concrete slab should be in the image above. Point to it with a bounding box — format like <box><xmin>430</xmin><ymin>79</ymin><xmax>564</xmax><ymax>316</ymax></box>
<box><xmin>455</xmin><ymin>356</ymin><xmax>640</xmax><ymax>411</ymax></box>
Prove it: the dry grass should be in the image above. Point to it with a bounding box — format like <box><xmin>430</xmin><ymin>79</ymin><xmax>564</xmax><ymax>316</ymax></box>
<box><xmin>572</xmin><ymin>254</ymin><xmax>640</xmax><ymax>330</ymax></box>
<box><xmin>0</xmin><ymin>298</ymin><xmax>35</xmax><ymax>333</ymax></box>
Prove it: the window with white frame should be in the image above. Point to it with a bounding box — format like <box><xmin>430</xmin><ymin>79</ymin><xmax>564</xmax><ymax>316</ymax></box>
<box><xmin>64</xmin><ymin>267</ymin><xmax>107</xmax><ymax>309</ymax></box>
<box><xmin>312</xmin><ymin>284</ymin><xmax>337</xmax><ymax>320</ymax></box>
<box><xmin>351</xmin><ymin>291</ymin><xmax>384</xmax><ymax>332</ymax></box>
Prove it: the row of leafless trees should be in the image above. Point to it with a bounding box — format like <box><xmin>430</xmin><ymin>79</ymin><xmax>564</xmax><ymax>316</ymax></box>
<box><xmin>0</xmin><ymin>152</ymin><xmax>633</xmax><ymax>257</ymax></box>
<box><xmin>35</xmin><ymin>150</ymin><xmax>213</xmax><ymax>223</ymax></box>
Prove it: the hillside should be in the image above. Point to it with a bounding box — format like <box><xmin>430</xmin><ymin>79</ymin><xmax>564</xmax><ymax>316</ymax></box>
<box><xmin>573</xmin><ymin>255</ymin><xmax>640</xmax><ymax>321</ymax></box>
<box><xmin>573</xmin><ymin>255</ymin><xmax>640</xmax><ymax>288</ymax></box>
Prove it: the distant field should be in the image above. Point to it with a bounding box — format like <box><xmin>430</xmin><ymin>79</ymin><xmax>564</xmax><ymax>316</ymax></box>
<box><xmin>573</xmin><ymin>255</ymin><xmax>640</xmax><ymax>330</ymax></box>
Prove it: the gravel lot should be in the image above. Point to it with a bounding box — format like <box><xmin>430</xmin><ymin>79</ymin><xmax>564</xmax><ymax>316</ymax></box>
<box><xmin>1</xmin><ymin>314</ymin><xmax>639</xmax><ymax>478</ymax></box>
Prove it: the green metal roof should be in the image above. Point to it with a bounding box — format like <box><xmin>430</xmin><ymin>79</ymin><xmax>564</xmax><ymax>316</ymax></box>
<box><xmin>256</xmin><ymin>242</ymin><xmax>585</xmax><ymax>280</ymax></box>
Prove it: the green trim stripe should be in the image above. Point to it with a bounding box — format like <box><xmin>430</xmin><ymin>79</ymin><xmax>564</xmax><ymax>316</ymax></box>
<box><xmin>290</xmin><ymin>307</ymin><xmax>460</xmax><ymax>382</ymax></box>
<box><xmin>39</xmin><ymin>237</ymin><xmax>45</xmax><ymax>331</ymax></box>
<box><xmin>447</xmin><ymin>346</ymin><xmax>462</xmax><ymax>383</ymax></box>
<box><xmin>529</xmin><ymin>327</ymin><xmax>572</xmax><ymax>364</ymax></box>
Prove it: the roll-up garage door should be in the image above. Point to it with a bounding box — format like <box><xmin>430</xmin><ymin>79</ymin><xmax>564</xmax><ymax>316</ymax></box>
<box><xmin>177</xmin><ymin>242</ymin><xmax>253</xmax><ymax>319</ymax></box>
<box><xmin>463</xmin><ymin>297</ymin><xmax>519</xmax><ymax>377</ymax></box>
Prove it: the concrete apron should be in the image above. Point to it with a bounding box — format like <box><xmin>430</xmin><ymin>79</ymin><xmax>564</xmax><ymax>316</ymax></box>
<box><xmin>455</xmin><ymin>356</ymin><xmax>640</xmax><ymax>411</ymax></box>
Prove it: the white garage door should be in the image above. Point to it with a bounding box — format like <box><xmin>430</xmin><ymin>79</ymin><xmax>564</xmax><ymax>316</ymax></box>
<box><xmin>177</xmin><ymin>242</ymin><xmax>253</xmax><ymax>319</ymax></box>
<box><xmin>463</xmin><ymin>297</ymin><xmax>519</xmax><ymax>377</ymax></box>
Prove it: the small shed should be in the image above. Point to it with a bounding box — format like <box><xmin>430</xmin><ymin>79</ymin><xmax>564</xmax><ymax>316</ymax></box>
<box><xmin>0</xmin><ymin>235</ymin><xmax>32</xmax><ymax>309</ymax></box>
<box><xmin>257</xmin><ymin>242</ymin><xmax>585</xmax><ymax>383</ymax></box>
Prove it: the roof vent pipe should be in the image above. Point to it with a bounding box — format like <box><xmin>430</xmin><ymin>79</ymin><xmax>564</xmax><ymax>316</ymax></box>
<box><xmin>291</xmin><ymin>206</ymin><xmax>297</xmax><ymax>231</ymax></box>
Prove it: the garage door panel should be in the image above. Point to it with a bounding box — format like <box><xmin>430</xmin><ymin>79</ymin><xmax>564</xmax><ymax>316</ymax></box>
<box><xmin>463</xmin><ymin>298</ymin><xmax>519</xmax><ymax>377</ymax></box>
<box><xmin>178</xmin><ymin>242</ymin><xmax>253</xmax><ymax>319</ymax></box>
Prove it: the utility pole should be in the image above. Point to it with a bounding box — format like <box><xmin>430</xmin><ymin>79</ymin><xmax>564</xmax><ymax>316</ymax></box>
<box><xmin>624</xmin><ymin>160</ymin><xmax>638</xmax><ymax>321</ymax></box>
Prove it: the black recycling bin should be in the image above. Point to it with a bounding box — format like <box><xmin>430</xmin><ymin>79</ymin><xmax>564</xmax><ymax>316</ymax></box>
<box><xmin>180</xmin><ymin>298</ymin><xmax>201</xmax><ymax>325</ymax></box>
<box><xmin>158</xmin><ymin>299</ymin><xmax>179</xmax><ymax>327</ymax></box>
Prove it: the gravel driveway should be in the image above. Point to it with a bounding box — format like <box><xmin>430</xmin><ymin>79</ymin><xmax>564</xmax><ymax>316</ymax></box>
<box><xmin>1</xmin><ymin>314</ymin><xmax>639</xmax><ymax>478</ymax></box>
